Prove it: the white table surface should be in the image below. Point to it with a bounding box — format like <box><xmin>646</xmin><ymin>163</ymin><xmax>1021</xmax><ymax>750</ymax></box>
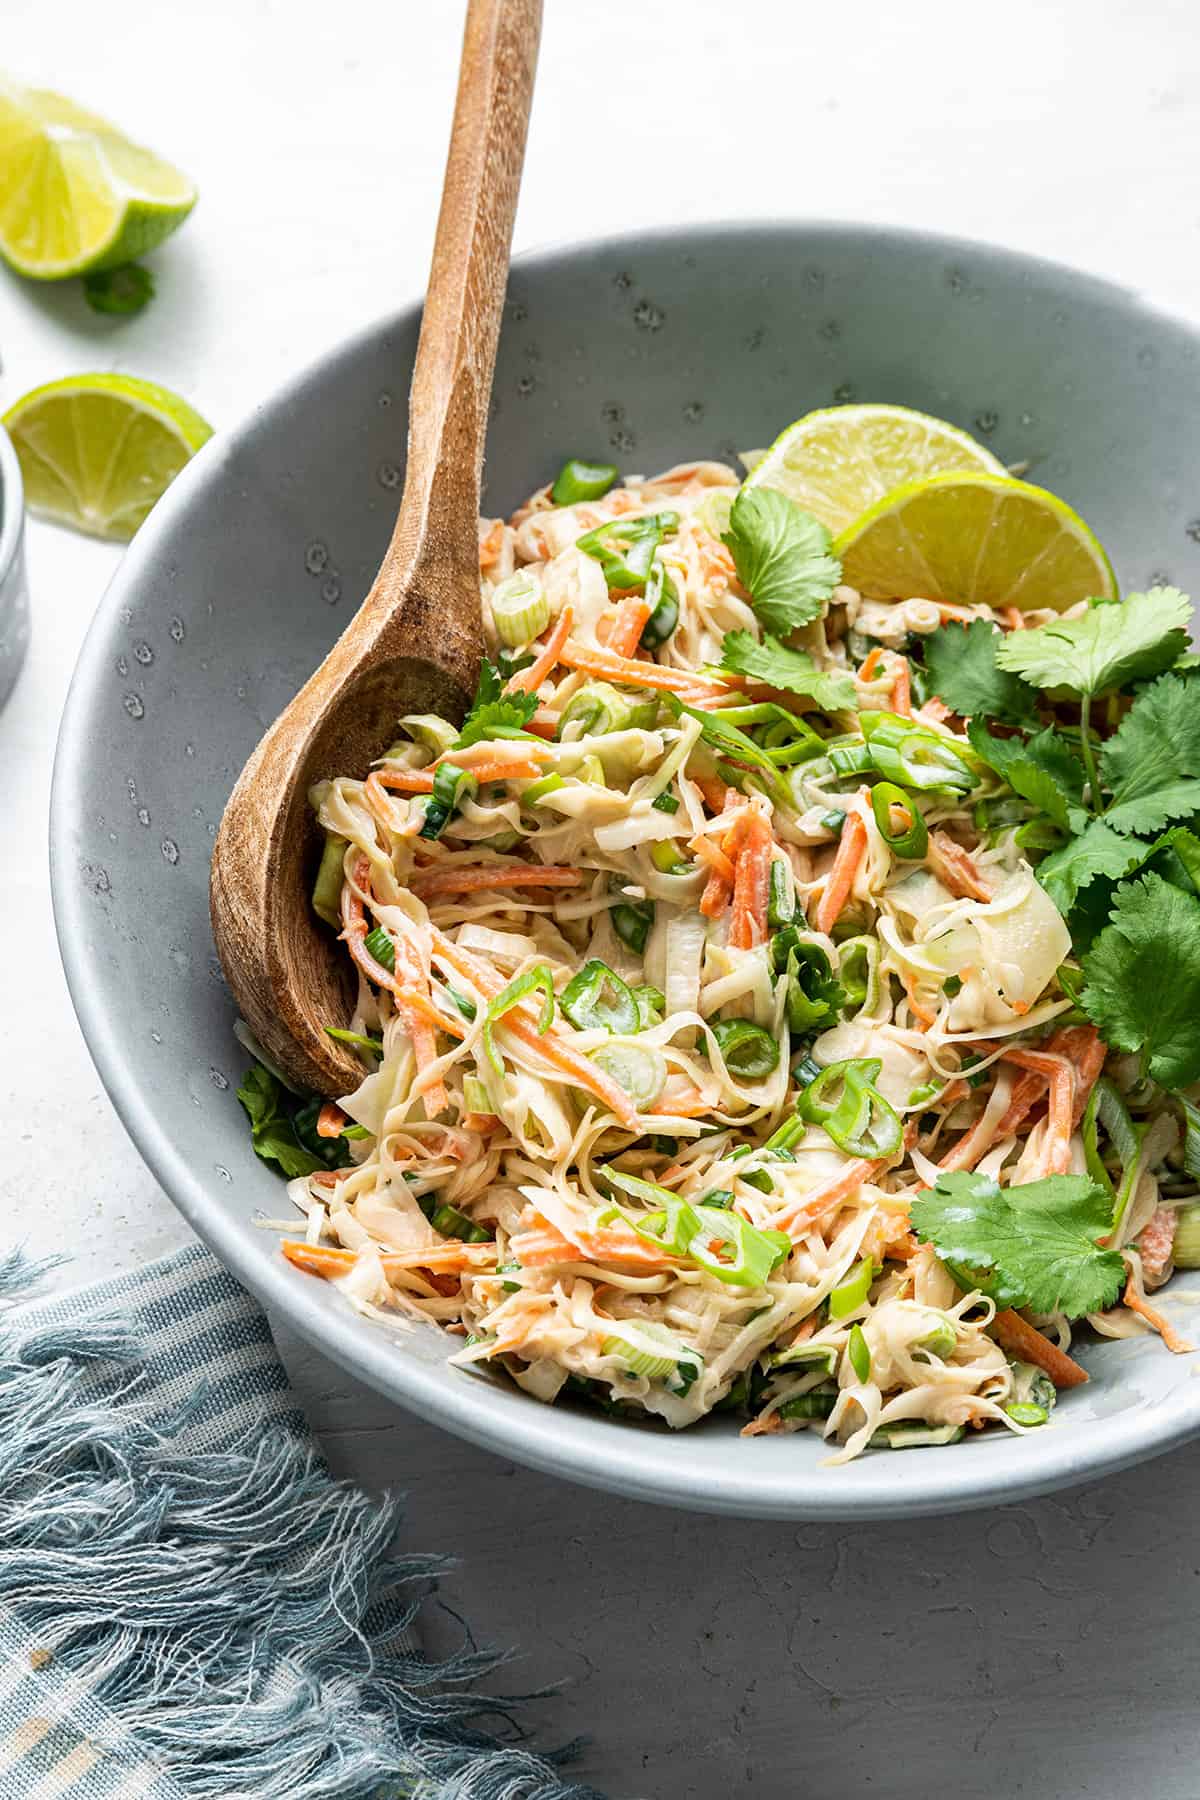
<box><xmin>7</xmin><ymin>2</ymin><xmax>1200</xmax><ymax>1792</ymax></box>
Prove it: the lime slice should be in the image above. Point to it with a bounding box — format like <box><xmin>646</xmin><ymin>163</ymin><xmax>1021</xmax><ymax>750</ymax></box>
<box><xmin>0</xmin><ymin>76</ymin><xmax>195</xmax><ymax>278</ymax></box>
<box><xmin>833</xmin><ymin>471</ymin><xmax>1116</xmax><ymax>613</ymax></box>
<box><xmin>3</xmin><ymin>374</ymin><xmax>212</xmax><ymax>541</ymax></box>
<box><xmin>746</xmin><ymin>403</ymin><xmax>1006</xmax><ymax>535</ymax></box>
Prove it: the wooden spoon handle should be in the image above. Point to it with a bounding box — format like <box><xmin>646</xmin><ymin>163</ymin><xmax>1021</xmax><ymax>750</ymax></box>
<box><xmin>377</xmin><ymin>0</ymin><xmax>542</xmax><ymax>630</ymax></box>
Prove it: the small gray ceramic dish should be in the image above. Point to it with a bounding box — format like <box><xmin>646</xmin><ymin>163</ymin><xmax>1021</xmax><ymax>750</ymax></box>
<box><xmin>0</xmin><ymin>423</ymin><xmax>30</xmax><ymax>713</ymax></box>
<box><xmin>51</xmin><ymin>224</ymin><xmax>1200</xmax><ymax>1519</ymax></box>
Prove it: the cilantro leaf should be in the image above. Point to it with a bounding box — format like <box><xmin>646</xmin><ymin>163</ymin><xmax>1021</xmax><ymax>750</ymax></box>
<box><xmin>722</xmin><ymin>487</ymin><xmax>841</xmax><ymax>635</ymax></box>
<box><xmin>967</xmin><ymin>720</ymin><xmax>1084</xmax><ymax>831</ymax></box>
<box><xmin>237</xmin><ymin>1064</ymin><xmax>328</xmax><ymax>1179</ymax></box>
<box><xmin>1080</xmin><ymin>872</ymin><xmax>1200</xmax><ymax>1089</ymax></box>
<box><xmin>922</xmin><ymin>621</ymin><xmax>1039</xmax><ymax>727</ymax></box>
<box><xmin>995</xmin><ymin>587</ymin><xmax>1191</xmax><ymax>697</ymax></box>
<box><xmin>454</xmin><ymin>658</ymin><xmax>539</xmax><ymax>749</ymax></box>
<box><xmin>1099</xmin><ymin>674</ymin><xmax>1200</xmax><ymax>835</ymax></box>
<box><xmin>910</xmin><ymin>1171</ymin><xmax>1125</xmax><ymax>1318</ymax></box>
<box><xmin>718</xmin><ymin>629</ymin><xmax>856</xmax><ymax>711</ymax></box>
<box><xmin>1034</xmin><ymin>817</ymin><xmax>1146</xmax><ymax>915</ymax></box>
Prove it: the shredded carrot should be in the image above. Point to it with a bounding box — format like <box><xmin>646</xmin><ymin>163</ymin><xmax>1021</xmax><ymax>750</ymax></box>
<box><xmin>557</xmin><ymin>638</ymin><xmax>728</xmax><ymax>698</ymax></box>
<box><xmin>1125</xmin><ymin>1286</ymin><xmax>1194</xmax><ymax>1354</ymax></box>
<box><xmin>372</xmin><ymin>767</ymin><xmax>435</xmax><ymax>795</ymax></box>
<box><xmin>316</xmin><ymin>1103</ymin><xmax>345</xmax><ymax>1139</ymax></box>
<box><xmin>525</xmin><ymin>706</ymin><xmax>561</xmax><ymax>739</ymax></box>
<box><xmin>918</xmin><ymin>697</ymin><xmax>953</xmax><ymax>725</ymax></box>
<box><xmin>503</xmin><ymin>603</ymin><xmax>574</xmax><ymax>695</ymax></box>
<box><xmin>310</xmin><ymin>1169</ymin><xmax>355</xmax><ymax>1190</ymax></box>
<box><xmin>691</xmin><ymin>834</ymin><xmax>737</xmax><ymax>887</ymax></box>
<box><xmin>604</xmin><ymin>596</ymin><xmax>653</xmax><ymax>658</ymax></box>
<box><xmin>442</xmin><ymin>741</ymin><xmax>553</xmax><ymax>770</ymax></box>
<box><xmin>928</xmin><ymin>830</ymin><xmax>991</xmax><ymax>901</ymax></box>
<box><xmin>429</xmin><ymin>927</ymin><xmax>639</xmax><ymax>1127</ymax></box>
<box><xmin>775</xmin><ymin>1125</ymin><xmax>916</xmax><ymax>1238</ymax></box>
<box><xmin>478</xmin><ymin>519</ymin><xmax>505</xmax><ymax>571</ymax></box>
<box><xmin>460</xmin><ymin>1111</ymin><xmax>500</xmax><ymax>1134</ymax></box>
<box><xmin>901</xmin><ymin>971</ymin><xmax>936</xmax><ymax>1030</ymax></box>
<box><xmin>859</xmin><ymin>646</ymin><xmax>884</xmax><ymax>680</ymax></box>
<box><xmin>649</xmin><ymin>1083</ymin><xmax>712</xmax><ymax>1119</ymax></box>
<box><xmin>890</xmin><ymin>658</ymin><xmax>912</xmax><ymax>716</ymax></box>
<box><xmin>934</xmin><ymin>602</ymin><xmax>980</xmax><ymax>622</ymax></box>
<box><xmin>816</xmin><ymin>807</ymin><xmax>868</xmax><ymax>937</ymax></box>
<box><xmin>393</xmin><ymin>986</ymin><xmax>469</xmax><ymax>1039</ymax></box>
<box><xmin>991</xmin><ymin>1309</ymin><xmax>1089</xmax><ymax>1387</ymax></box>
<box><xmin>1002</xmin><ymin>1047</ymin><xmax>1074</xmax><ymax>1175</ymax></box>
<box><xmin>342</xmin><ymin>857</ymin><xmax>448</xmax><ymax>1115</ymax></box>
<box><xmin>509</xmin><ymin>1223</ymin><xmax>677</xmax><ymax>1272</ymax></box>
<box><xmin>728</xmin><ymin>812</ymin><xmax>773</xmax><ymax>950</ymax></box>
<box><xmin>693</xmin><ymin>774</ymin><xmax>729</xmax><ymax>814</ymax></box>
<box><xmin>937</xmin><ymin>1081</ymin><xmax>1003</xmax><ymax>1174</ymax></box>
<box><xmin>1003</xmin><ymin>607</ymin><xmax>1027</xmax><ymax>631</ymax></box>
<box><xmin>410</xmin><ymin>863</ymin><xmax>583</xmax><ymax>899</ymax></box>
<box><xmin>282</xmin><ymin>1237</ymin><xmax>497</xmax><ymax>1281</ymax></box>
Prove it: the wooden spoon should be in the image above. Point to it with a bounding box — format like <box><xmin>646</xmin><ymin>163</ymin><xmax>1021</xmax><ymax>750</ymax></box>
<box><xmin>210</xmin><ymin>0</ymin><xmax>542</xmax><ymax>1096</ymax></box>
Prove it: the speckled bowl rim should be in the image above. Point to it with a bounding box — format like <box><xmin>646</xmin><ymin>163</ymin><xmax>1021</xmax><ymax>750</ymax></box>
<box><xmin>0</xmin><ymin>423</ymin><xmax>24</xmax><ymax>593</ymax></box>
<box><xmin>51</xmin><ymin>220</ymin><xmax>1200</xmax><ymax>1519</ymax></box>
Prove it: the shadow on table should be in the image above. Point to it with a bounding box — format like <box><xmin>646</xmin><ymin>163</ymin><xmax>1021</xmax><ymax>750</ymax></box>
<box><xmin>271</xmin><ymin>1318</ymin><xmax>1200</xmax><ymax>1800</ymax></box>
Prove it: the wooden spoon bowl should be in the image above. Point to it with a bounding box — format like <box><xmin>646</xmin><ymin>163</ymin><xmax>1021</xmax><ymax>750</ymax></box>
<box><xmin>211</xmin><ymin>0</ymin><xmax>541</xmax><ymax>1095</ymax></box>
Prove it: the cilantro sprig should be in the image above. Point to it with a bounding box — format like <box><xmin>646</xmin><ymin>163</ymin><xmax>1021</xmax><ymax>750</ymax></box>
<box><xmin>910</xmin><ymin>1171</ymin><xmax>1125</xmax><ymax>1318</ymax></box>
<box><xmin>721</xmin><ymin>487</ymin><xmax>841</xmax><ymax>635</ymax></box>
<box><xmin>718</xmin><ymin>628</ymin><xmax>856</xmax><ymax>711</ymax></box>
<box><xmin>454</xmin><ymin>658</ymin><xmax>540</xmax><ymax>748</ymax></box>
<box><xmin>1081</xmin><ymin>873</ymin><xmax>1200</xmax><ymax>1089</ymax></box>
<box><xmin>923</xmin><ymin>620</ymin><xmax>1039</xmax><ymax>728</ymax></box>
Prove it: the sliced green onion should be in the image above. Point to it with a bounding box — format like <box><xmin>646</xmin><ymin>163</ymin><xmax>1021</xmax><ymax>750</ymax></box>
<box><xmin>779</xmin><ymin>1388</ymin><xmax>837</xmax><ymax>1421</ymax></box>
<box><xmin>649</xmin><ymin>839</ymin><xmax>690</xmax><ymax>874</ymax></box>
<box><xmin>873</xmin><ymin>1422</ymin><xmax>965</xmax><ymax>1449</ymax></box>
<box><xmin>602</xmin><ymin>1173</ymin><xmax>790</xmax><ymax>1287</ymax></box>
<box><xmin>481</xmin><ymin>963</ymin><xmax>555</xmax><ymax>1075</ymax></box>
<box><xmin>835</xmin><ymin>937</ymin><xmax>880</xmax><ymax>1018</ymax></box>
<box><xmin>828</xmin><ymin>1258</ymin><xmax>875</xmax><ymax>1320</ymax></box>
<box><xmin>651</xmin><ymin>1134</ymin><xmax>678</xmax><ymax>1155</ymax></box>
<box><xmin>340</xmin><ymin>1123</ymin><xmax>371</xmax><ymax>1140</ymax></box>
<box><xmin>847</xmin><ymin>1323</ymin><xmax>871</xmax><ymax>1383</ymax></box>
<box><xmin>560</xmin><ymin>959</ymin><xmax>640</xmax><ymax>1034</ymax></box>
<box><xmin>552</xmin><ymin>457</ymin><xmax>618</xmax><ymax>506</ymax></box>
<box><xmin>420</xmin><ymin>763</ymin><xmax>477</xmax><ymax>840</ymax></box>
<box><xmin>702</xmin><ymin>1188</ymin><xmax>735</xmax><ymax>1210</ymax></box>
<box><xmin>740</xmin><ymin>1168</ymin><xmax>776</xmax><ymax>1195</ymax></box>
<box><xmin>871</xmin><ymin>781</ymin><xmax>928</xmax><ymax>859</ymax></box>
<box><xmin>710</xmin><ymin>1018</ymin><xmax>780</xmax><ymax>1080</ymax></box>
<box><xmin>767</xmin><ymin>859</ymin><xmax>795</xmax><ymax>929</ymax></box>
<box><xmin>1083</xmin><ymin>1076</ymin><xmax>1143</xmax><ymax>1235</ymax></box>
<box><xmin>764</xmin><ymin>1110</ymin><xmax>808</xmax><ymax>1153</ymax></box>
<box><xmin>363</xmin><ymin>925</ymin><xmax>395</xmax><ymax>972</ymax></box>
<box><xmin>652</xmin><ymin>789</ymin><xmax>680</xmax><ymax>814</ymax></box>
<box><xmin>632</xmin><ymin>983</ymin><xmax>665</xmax><ymax>1029</ymax></box>
<box><xmin>1181</xmin><ymin>1096</ymin><xmax>1200</xmax><ymax>1182</ymax></box>
<box><xmin>312</xmin><ymin>833</ymin><xmax>347</xmax><ymax>928</ymax></box>
<box><xmin>821</xmin><ymin>809</ymin><xmax>847</xmax><ymax>835</ymax></box>
<box><xmin>1006</xmin><ymin>1401</ymin><xmax>1050</xmax><ymax>1427</ymax></box>
<box><xmin>600</xmin><ymin>1319</ymin><xmax>702</xmax><ymax>1393</ymax></box>
<box><xmin>1171</xmin><ymin>1203</ymin><xmax>1200</xmax><ymax>1269</ymax></box>
<box><xmin>799</xmin><ymin>1058</ymin><xmax>902</xmax><ymax>1158</ymax></box>
<box><xmin>557</xmin><ymin>680</ymin><xmax>657</xmax><ymax>739</ymax></box>
<box><xmin>490</xmin><ymin>569</ymin><xmax>550</xmax><ymax>647</ymax></box>
<box><xmin>860</xmin><ymin>711</ymin><xmax>975</xmax><ymax>793</ymax></box>
<box><xmin>445</xmin><ymin>986</ymin><xmax>478</xmax><ymax>1022</ymax></box>
<box><xmin>325</xmin><ymin>1025</ymin><xmax>384</xmax><ymax>1055</ymax></box>
<box><xmin>521</xmin><ymin>771</ymin><xmax>565</xmax><ymax>807</ymax></box>
<box><xmin>399</xmin><ymin>713</ymin><xmax>459</xmax><ymax>756</ymax></box>
<box><xmin>914</xmin><ymin>1312</ymin><xmax>957</xmax><ymax>1361</ymax></box>
<box><xmin>576</xmin><ymin>510</ymin><xmax>679</xmax><ymax>592</ymax></box>
<box><xmin>429</xmin><ymin>1201</ymin><xmax>491</xmax><ymax>1243</ymax></box>
<box><xmin>592</xmin><ymin>1041</ymin><xmax>667</xmax><ymax>1109</ymax></box>
<box><xmin>640</xmin><ymin>558</ymin><xmax>679</xmax><ymax>647</ymax></box>
<box><xmin>462</xmin><ymin>1075</ymin><xmax>495</xmax><ymax>1116</ymax></box>
<box><xmin>828</xmin><ymin>741</ymin><xmax>875</xmax><ymax>777</ymax></box>
<box><xmin>770</xmin><ymin>1340</ymin><xmax>838</xmax><ymax>1374</ymax></box>
<box><xmin>612</xmin><ymin>898</ymin><xmax>654</xmax><ymax>955</ymax></box>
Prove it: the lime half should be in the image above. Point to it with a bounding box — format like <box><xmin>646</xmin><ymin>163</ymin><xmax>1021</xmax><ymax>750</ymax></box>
<box><xmin>3</xmin><ymin>374</ymin><xmax>212</xmax><ymax>540</ymax></box>
<box><xmin>833</xmin><ymin>471</ymin><xmax>1116</xmax><ymax>612</ymax></box>
<box><xmin>0</xmin><ymin>76</ymin><xmax>195</xmax><ymax>279</ymax></box>
<box><xmin>746</xmin><ymin>403</ymin><xmax>1006</xmax><ymax>535</ymax></box>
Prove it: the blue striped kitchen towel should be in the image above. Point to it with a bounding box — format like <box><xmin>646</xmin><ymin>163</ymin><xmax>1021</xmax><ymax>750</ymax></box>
<box><xmin>0</xmin><ymin>1241</ymin><xmax>604</xmax><ymax>1800</ymax></box>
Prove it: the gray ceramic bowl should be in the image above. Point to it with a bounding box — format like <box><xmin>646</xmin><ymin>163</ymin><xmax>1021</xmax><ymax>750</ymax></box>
<box><xmin>0</xmin><ymin>423</ymin><xmax>30</xmax><ymax>712</ymax></box>
<box><xmin>51</xmin><ymin>224</ymin><xmax>1200</xmax><ymax>1519</ymax></box>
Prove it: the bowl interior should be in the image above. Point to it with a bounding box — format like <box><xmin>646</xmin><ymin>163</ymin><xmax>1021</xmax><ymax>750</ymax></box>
<box><xmin>51</xmin><ymin>224</ymin><xmax>1200</xmax><ymax>1518</ymax></box>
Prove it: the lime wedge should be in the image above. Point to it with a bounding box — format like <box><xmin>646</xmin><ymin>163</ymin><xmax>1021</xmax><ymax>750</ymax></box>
<box><xmin>3</xmin><ymin>374</ymin><xmax>212</xmax><ymax>540</ymax></box>
<box><xmin>0</xmin><ymin>76</ymin><xmax>195</xmax><ymax>279</ymax></box>
<box><xmin>833</xmin><ymin>471</ymin><xmax>1116</xmax><ymax>613</ymax></box>
<box><xmin>746</xmin><ymin>403</ymin><xmax>1006</xmax><ymax>535</ymax></box>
